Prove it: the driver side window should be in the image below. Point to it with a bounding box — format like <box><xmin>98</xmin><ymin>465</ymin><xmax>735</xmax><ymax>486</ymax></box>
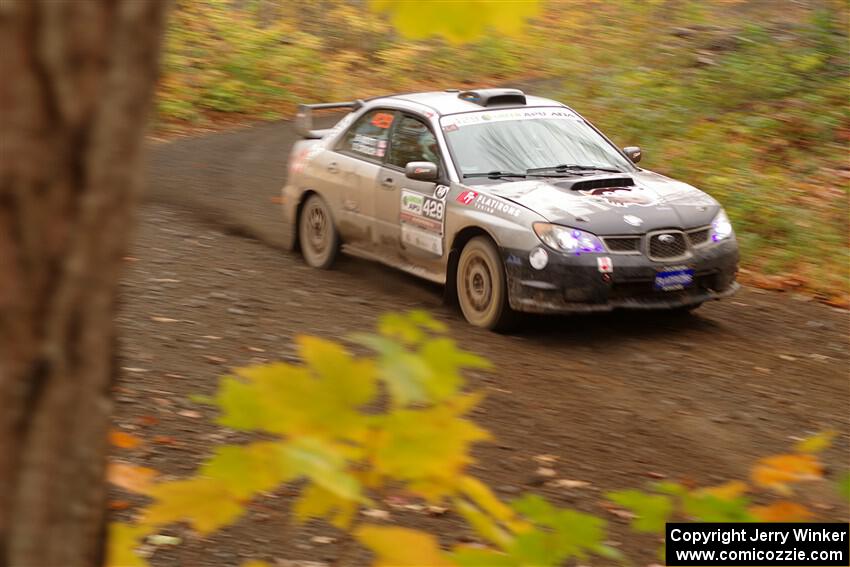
<box><xmin>338</xmin><ymin>110</ymin><xmax>396</xmax><ymax>161</ymax></box>
<box><xmin>386</xmin><ymin>115</ymin><xmax>441</xmax><ymax>171</ymax></box>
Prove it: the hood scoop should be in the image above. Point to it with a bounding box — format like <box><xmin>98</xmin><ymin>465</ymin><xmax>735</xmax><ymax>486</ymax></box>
<box><xmin>554</xmin><ymin>176</ymin><xmax>634</xmax><ymax>192</ymax></box>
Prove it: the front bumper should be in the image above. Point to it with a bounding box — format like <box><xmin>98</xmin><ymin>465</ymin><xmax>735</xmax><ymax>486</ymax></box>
<box><xmin>503</xmin><ymin>240</ymin><xmax>739</xmax><ymax>314</ymax></box>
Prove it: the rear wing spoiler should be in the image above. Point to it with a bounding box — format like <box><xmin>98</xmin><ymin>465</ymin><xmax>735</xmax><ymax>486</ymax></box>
<box><xmin>295</xmin><ymin>100</ymin><xmax>363</xmax><ymax>139</ymax></box>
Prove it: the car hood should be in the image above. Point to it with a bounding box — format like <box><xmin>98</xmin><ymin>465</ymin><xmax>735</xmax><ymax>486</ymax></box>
<box><xmin>484</xmin><ymin>170</ymin><xmax>720</xmax><ymax>234</ymax></box>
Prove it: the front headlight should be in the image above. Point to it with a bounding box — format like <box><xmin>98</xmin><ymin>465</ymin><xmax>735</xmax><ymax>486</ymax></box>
<box><xmin>710</xmin><ymin>209</ymin><xmax>734</xmax><ymax>242</ymax></box>
<box><xmin>533</xmin><ymin>223</ymin><xmax>605</xmax><ymax>255</ymax></box>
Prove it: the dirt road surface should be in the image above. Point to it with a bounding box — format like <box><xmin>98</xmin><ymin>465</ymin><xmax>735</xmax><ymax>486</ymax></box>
<box><xmin>111</xmin><ymin>120</ymin><xmax>850</xmax><ymax>565</ymax></box>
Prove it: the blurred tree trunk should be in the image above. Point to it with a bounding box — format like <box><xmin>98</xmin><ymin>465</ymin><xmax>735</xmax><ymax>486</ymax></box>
<box><xmin>0</xmin><ymin>1</ymin><xmax>169</xmax><ymax>565</ymax></box>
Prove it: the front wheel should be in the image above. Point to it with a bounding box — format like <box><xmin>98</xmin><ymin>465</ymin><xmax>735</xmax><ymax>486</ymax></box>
<box><xmin>298</xmin><ymin>194</ymin><xmax>339</xmax><ymax>269</ymax></box>
<box><xmin>456</xmin><ymin>236</ymin><xmax>516</xmax><ymax>331</ymax></box>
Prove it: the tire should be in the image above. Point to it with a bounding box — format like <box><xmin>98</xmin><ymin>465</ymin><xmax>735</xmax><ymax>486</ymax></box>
<box><xmin>456</xmin><ymin>236</ymin><xmax>516</xmax><ymax>331</ymax></box>
<box><xmin>298</xmin><ymin>194</ymin><xmax>339</xmax><ymax>269</ymax></box>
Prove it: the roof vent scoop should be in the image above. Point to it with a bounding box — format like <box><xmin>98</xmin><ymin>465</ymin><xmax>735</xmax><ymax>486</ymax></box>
<box><xmin>458</xmin><ymin>88</ymin><xmax>526</xmax><ymax>107</ymax></box>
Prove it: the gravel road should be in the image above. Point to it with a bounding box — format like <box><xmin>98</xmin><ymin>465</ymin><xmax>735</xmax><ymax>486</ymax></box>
<box><xmin>110</xmin><ymin>120</ymin><xmax>850</xmax><ymax>566</ymax></box>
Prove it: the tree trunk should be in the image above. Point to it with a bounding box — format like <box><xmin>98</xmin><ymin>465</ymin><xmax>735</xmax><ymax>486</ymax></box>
<box><xmin>0</xmin><ymin>1</ymin><xmax>169</xmax><ymax>565</ymax></box>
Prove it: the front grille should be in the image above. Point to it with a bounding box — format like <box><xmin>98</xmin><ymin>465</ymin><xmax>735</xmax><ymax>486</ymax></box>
<box><xmin>687</xmin><ymin>228</ymin><xmax>710</xmax><ymax>247</ymax></box>
<box><xmin>604</xmin><ymin>236</ymin><xmax>641</xmax><ymax>253</ymax></box>
<box><xmin>648</xmin><ymin>231</ymin><xmax>688</xmax><ymax>260</ymax></box>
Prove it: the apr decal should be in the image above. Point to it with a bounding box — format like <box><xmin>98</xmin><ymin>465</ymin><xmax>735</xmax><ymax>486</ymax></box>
<box><xmin>579</xmin><ymin>186</ymin><xmax>657</xmax><ymax>208</ymax></box>
<box><xmin>457</xmin><ymin>190</ymin><xmax>478</xmax><ymax>205</ymax></box>
<box><xmin>401</xmin><ymin>191</ymin><xmax>424</xmax><ymax>215</ymax></box>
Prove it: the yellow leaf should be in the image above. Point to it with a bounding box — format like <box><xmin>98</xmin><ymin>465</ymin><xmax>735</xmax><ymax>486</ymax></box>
<box><xmin>459</xmin><ymin>476</ymin><xmax>516</xmax><ymax>524</ymax></box>
<box><xmin>369</xmin><ymin>0</ymin><xmax>540</xmax><ymax>44</ymax></box>
<box><xmin>371</xmin><ymin>402</ymin><xmax>490</xmax><ymax>498</ymax></box>
<box><xmin>107</xmin><ymin>462</ymin><xmax>158</xmax><ymax>494</ymax></box>
<box><xmin>142</xmin><ymin>478</ymin><xmax>245</xmax><ymax>534</ymax></box>
<box><xmin>106</xmin><ymin>523</ymin><xmax>151</xmax><ymax>567</ymax></box>
<box><xmin>701</xmin><ymin>481</ymin><xmax>748</xmax><ymax>500</ymax></box>
<box><xmin>795</xmin><ymin>430</ymin><xmax>836</xmax><ymax>454</ymax></box>
<box><xmin>752</xmin><ymin>454</ymin><xmax>823</xmax><ymax>493</ymax></box>
<box><xmin>293</xmin><ymin>483</ymin><xmax>358</xmax><ymax>529</ymax></box>
<box><xmin>453</xmin><ymin>498</ymin><xmax>512</xmax><ymax>549</ymax></box>
<box><xmin>750</xmin><ymin>501</ymin><xmax>814</xmax><ymax>522</ymax></box>
<box><xmin>110</xmin><ymin>430</ymin><xmax>142</xmax><ymax>449</ymax></box>
<box><xmin>241</xmin><ymin>562</ymin><xmax>271</xmax><ymax>567</ymax></box>
<box><xmin>356</xmin><ymin>524</ymin><xmax>456</xmax><ymax>567</ymax></box>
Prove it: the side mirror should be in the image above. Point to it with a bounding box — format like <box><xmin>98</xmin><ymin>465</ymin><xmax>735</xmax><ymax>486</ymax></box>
<box><xmin>405</xmin><ymin>161</ymin><xmax>439</xmax><ymax>181</ymax></box>
<box><xmin>623</xmin><ymin>146</ymin><xmax>642</xmax><ymax>163</ymax></box>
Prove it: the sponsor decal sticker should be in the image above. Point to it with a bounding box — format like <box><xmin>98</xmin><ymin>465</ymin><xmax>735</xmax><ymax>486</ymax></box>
<box><xmin>370</xmin><ymin>112</ymin><xmax>395</xmax><ymax>129</ymax></box>
<box><xmin>401</xmin><ymin>191</ymin><xmax>424</xmax><ymax>215</ymax></box>
<box><xmin>597</xmin><ymin>257</ymin><xmax>613</xmax><ymax>273</ymax></box>
<box><xmin>623</xmin><ymin>214</ymin><xmax>643</xmax><ymax>227</ymax></box>
<box><xmin>473</xmin><ymin>195</ymin><xmax>521</xmax><ymax>217</ymax></box>
<box><xmin>457</xmin><ymin>190</ymin><xmax>478</xmax><ymax>205</ymax></box>
<box><xmin>434</xmin><ymin>184</ymin><xmax>450</xmax><ymax>200</ymax></box>
<box><xmin>401</xmin><ymin>224</ymin><xmax>442</xmax><ymax>255</ymax></box>
<box><xmin>400</xmin><ymin>189</ymin><xmax>444</xmax><ymax>255</ymax></box>
<box><xmin>351</xmin><ymin>134</ymin><xmax>383</xmax><ymax>156</ymax></box>
<box><xmin>580</xmin><ymin>186</ymin><xmax>657</xmax><ymax>208</ymax></box>
<box><xmin>441</xmin><ymin>108</ymin><xmax>581</xmax><ymax>130</ymax></box>
<box><xmin>421</xmin><ymin>196</ymin><xmax>444</xmax><ymax>221</ymax></box>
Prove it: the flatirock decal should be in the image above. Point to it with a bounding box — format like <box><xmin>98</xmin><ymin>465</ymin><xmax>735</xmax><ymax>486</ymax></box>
<box><xmin>473</xmin><ymin>195</ymin><xmax>522</xmax><ymax>218</ymax></box>
<box><xmin>456</xmin><ymin>190</ymin><xmax>478</xmax><ymax>205</ymax></box>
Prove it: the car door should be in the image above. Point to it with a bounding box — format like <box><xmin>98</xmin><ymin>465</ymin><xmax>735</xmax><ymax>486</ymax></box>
<box><xmin>312</xmin><ymin>109</ymin><xmax>396</xmax><ymax>248</ymax></box>
<box><xmin>375</xmin><ymin>113</ymin><xmax>446</xmax><ymax>267</ymax></box>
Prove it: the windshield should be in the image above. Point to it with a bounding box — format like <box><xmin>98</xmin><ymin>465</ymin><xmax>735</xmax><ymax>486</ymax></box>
<box><xmin>440</xmin><ymin>107</ymin><xmax>635</xmax><ymax>177</ymax></box>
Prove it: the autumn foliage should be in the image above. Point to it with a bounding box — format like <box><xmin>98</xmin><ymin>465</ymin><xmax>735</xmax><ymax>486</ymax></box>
<box><xmin>108</xmin><ymin>312</ymin><xmax>844</xmax><ymax>566</ymax></box>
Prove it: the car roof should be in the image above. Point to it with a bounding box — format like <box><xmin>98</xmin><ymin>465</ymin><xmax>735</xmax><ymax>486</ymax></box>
<box><xmin>368</xmin><ymin>90</ymin><xmax>566</xmax><ymax>117</ymax></box>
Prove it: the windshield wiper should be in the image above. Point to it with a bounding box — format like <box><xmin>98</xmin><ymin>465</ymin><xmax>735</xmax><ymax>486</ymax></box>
<box><xmin>463</xmin><ymin>171</ymin><xmax>527</xmax><ymax>179</ymax></box>
<box><xmin>526</xmin><ymin>164</ymin><xmax>624</xmax><ymax>175</ymax></box>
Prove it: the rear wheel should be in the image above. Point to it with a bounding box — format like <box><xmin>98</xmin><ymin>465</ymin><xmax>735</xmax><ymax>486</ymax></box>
<box><xmin>456</xmin><ymin>236</ymin><xmax>516</xmax><ymax>331</ymax></box>
<box><xmin>298</xmin><ymin>194</ymin><xmax>339</xmax><ymax>269</ymax></box>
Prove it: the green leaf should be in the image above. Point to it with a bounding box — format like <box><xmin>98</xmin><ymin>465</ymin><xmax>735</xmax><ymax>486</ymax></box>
<box><xmin>354</xmin><ymin>332</ymin><xmax>488</xmax><ymax>407</ymax></box>
<box><xmin>510</xmin><ymin>494</ymin><xmax>611</xmax><ymax>561</ymax></box>
<box><xmin>451</xmin><ymin>547</ymin><xmax>517</xmax><ymax>567</ymax></box>
<box><xmin>838</xmin><ymin>471</ymin><xmax>850</xmax><ymax>503</ymax></box>
<box><xmin>682</xmin><ymin>492</ymin><xmax>754</xmax><ymax>522</ymax></box>
<box><xmin>606</xmin><ymin>489</ymin><xmax>673</xmax><ymax>534</ymax></box>
<box><xmin>282</xmin><ymin>436</ymin><xmax>363</xmax><ymax>502</ymax></box>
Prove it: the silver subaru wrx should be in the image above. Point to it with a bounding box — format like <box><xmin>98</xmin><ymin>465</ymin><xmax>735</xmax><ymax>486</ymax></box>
<box><xmin>282</xmin><ymin>88</ymin><xmax>739</xmax><ymax>330</ymax></box>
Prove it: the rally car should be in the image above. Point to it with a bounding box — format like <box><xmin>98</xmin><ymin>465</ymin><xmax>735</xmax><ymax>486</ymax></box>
<box><xmin>282</xmin><ymin>88</ymin><xmax>739</xmax><ymax>330</ymax></box>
